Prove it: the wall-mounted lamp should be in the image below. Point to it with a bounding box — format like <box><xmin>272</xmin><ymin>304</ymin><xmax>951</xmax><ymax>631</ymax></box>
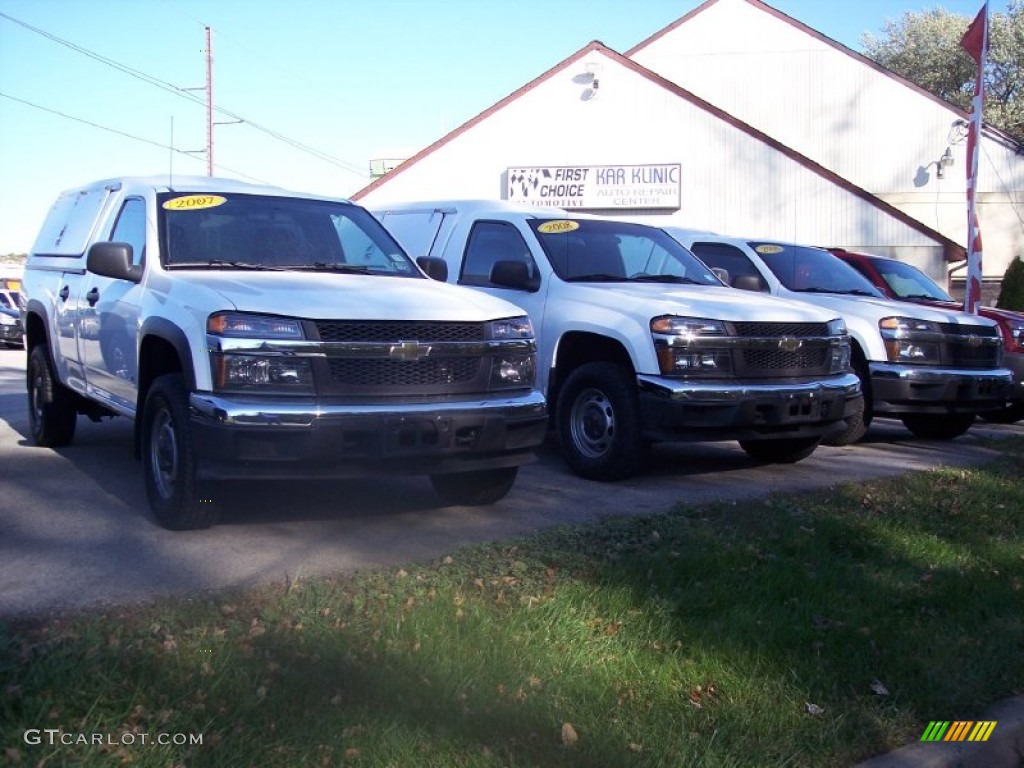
<box><xmin>575</xmin><ymin>60</ymin><xmax>602</xmax><ymax>101</ymax></box>
<box><xmin>936</xmin><ymin>146</ymin><xmax>955</xmax><ymax>178</ymax></box>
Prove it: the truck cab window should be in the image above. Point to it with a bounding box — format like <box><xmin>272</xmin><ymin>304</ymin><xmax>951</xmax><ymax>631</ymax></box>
<box><xmin>461</xmin><ymin>221</ymin><xmax>537</xmax><ymax>289</ymax></box>
<box><xmin>110</xmin><ymin>197</ymin><xmax>147</xmax><ymax>267</ymax></box>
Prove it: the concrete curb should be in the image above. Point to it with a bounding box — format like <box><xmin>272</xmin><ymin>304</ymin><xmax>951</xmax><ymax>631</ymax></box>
<box><xmin>855</xmin><ymin>694</ymin><xmax>1024</xmax><ymax>767</ymax></box>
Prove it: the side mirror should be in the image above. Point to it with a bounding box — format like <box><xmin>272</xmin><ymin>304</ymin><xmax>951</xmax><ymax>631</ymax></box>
<box><xmin>416</xmin><ymin>256</ymin><xmax>448</xmax><ymax>282</ymax></box>
<box><xmin>490</xmin><ymin>260</ymin><xmax>540</xmax><ymax>291</ymax></box>
<box><xmin>733</xmin><ymin>274</ymin><xmax>765</xmax><ymax>292</ymax></box>
<box><xmin>87</xmin><ymin>242</ymin><xmax>142</xmax><ymax>283</ymax></box>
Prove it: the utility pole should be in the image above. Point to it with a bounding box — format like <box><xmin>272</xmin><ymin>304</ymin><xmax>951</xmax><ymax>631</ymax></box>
<box><xmin>205</xmin><ymin>26</ymin><xmax>213</xmax><ymax>176</ymax></box>
<box><xmin>185</xmin><ymin>25</ymin><xmax>238</xmax><ymax>175</ymax></box>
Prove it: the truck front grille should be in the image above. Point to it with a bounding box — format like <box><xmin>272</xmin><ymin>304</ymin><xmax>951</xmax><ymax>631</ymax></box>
<box><xmin>729</xmin><ymin>323</ymin><xmax>836</xmax><ymax>377</ymax></box>
<box><xmin>313</xmin><ymin>320</ymin><xmax>492</xmax><ymax>396</ymax></box>
<box><xmin>315</xmin><ymin>321</ymin><xmax>484</xmax><ymax>343</ymax></box>
<box><xmin>328</xmin><ymin>358</ymin><xmax>481</xmax><ymax>387</ymax></box>
<box><xmin>741</xmin><ymin>347</ymin><xmax>830</xmax><ymax>372</ymax></box>
<box><xmin>731</xmin><ymin>322</ymin><xmax>830</xmax><ymax>337</ymax></box>
<box><xmin>937</xmin><ymin>324</ymin><xmax>1001</xmax><ymax>369</ymax></box>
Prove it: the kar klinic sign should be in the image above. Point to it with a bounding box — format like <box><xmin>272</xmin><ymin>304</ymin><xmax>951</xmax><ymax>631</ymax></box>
<box><xmin>506</xmin><ymin>164</ymin><xmax>681</xmax><ymax>210</ymax></box>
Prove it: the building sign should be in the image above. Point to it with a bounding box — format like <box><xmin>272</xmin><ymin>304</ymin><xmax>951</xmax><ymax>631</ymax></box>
<box><xmin>506</xmin><ymin>164</ymin><xmax>681</xmax><ymax>210</ymax></box>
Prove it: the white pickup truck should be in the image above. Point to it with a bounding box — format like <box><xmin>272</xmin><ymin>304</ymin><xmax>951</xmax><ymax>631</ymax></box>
<box><xmin>663</xmin><ymin>228</ymin><xmax>1013</xmax><ymax>445</ymax></box>
<box><xmin>371</xmin><ymin>200</ymin><xmax>862</xmax><ymax>480</ymax></box>
<box><xmin>21</xmin><ymin>178</ymin><xmax>547</xmax><ymax>529</ymax></box>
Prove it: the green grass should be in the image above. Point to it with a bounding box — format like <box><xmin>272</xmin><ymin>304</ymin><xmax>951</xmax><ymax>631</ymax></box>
<box><xmin>3</xmin><ymin>437</ymin><xmax>1023</xmax><ymax>767</ymax></box>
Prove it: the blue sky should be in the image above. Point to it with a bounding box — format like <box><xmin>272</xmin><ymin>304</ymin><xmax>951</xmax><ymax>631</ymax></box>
<box><xmin>0</xmin><ymin>0</ymin><xmax>1008</xmax><ymax>254</ymax></box>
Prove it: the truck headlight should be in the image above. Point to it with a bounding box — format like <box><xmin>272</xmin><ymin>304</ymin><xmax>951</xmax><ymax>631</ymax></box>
<box><xmin>651</xmin><ymin>316</ymin><xmax>731</xmax><ymax>376</ymax></box>
<box><xmin>488</xmin><ymin>316</ymin><xmax>535</xmax><ymax>340</ymax></box>
<box><xmin>207</xmin><ymin>312</ymin><xmax>313</xmax><ymax>393</ymax></box>
<box><xmin>827</xmin><ymin>318</ymin><xmax>847</xmax><ymax>336</ymax></box>
<box><xmin>213</xmin><ymin>354</ymin><xmax>315</xmax><ymax>392</ymax></box>
<box><xmin>208</xmin><ymin>312</ymin><xmax>304</xmax><ymax>339</ymax></box>
<box><xmin>1006</xmin><ymin>321</ymin><xmax>1024</xmax><ymax>353</ymax></box>
<box><xmin>0</xmin><ymin>313</ymin><xmax>16</xmax><ymax>327</ymax></box>
<box><xmin>879</xmin><ymin>316</ymin><xmax>941</xmax><ymax>363</ymax></box>
<box><xmin>489</xmin><ymin>354</ymin><xmax>536</xmax><ymax>389</ymax></box>
<box><xmin>826</xmin><ymin>318</ymin><xmax>851</xmax><ymax>372</ymax></box>
<box><xmin>651</xmin><ymin>316</ymin><xmax>727</xmax><ymax>337</ymax></box>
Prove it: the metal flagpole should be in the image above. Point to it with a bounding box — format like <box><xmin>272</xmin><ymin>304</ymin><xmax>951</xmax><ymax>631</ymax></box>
<box><xmin>960</xmin><ymin>2</ymin><xmax>989</xmax><ymax>314</ymax></box>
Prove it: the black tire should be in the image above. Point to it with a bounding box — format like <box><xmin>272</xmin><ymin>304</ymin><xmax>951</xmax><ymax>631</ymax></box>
<box><xmin>431</xmin><ymin>467</ymin><xmax>518</xmax><ymax>506</ymax></box>
<box><xmin>27</xmin><ymin>344</ymin><xmax>77</xmax><ymax>447</ymax></box>
<box><xmin>556</xmin><ymin>362</ymin><xmax>646</xmax><ymax>481</ymax></box>
<box><xmin>978</xmin><ymin>403</ymin><xmax>1024</xmax><ymax>424</ymax></box>
<box><xmin>739</xmin><ymin>436</ymin><xmax>820</xmax><ymax>464</ymax></box>
<box><xmin>141</xmin><ymin>373</ymin><xmax>217</xmax><ymax>530</ymax></box>
<box><xmin>822</xmin><ymin>357</ymin><xmax>872</xmax><ymax>447</ymax></box>
<box><xmin>900</xmin><ymin>413</ymin><xmax>976</xmax><ymax>441</ymax></box>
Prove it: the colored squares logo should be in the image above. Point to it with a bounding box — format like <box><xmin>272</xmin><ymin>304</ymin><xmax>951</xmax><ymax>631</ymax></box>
<box><xmin>920</xmin><ymin>721</ymin><xmax>997</xmax><ymax>742</ymax></box>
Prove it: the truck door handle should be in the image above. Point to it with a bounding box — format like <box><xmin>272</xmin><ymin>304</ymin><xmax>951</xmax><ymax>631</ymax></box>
<box><xmin>86</xmin><ymin>287</ymin><xmax>100</xmax><ymax>306</ymax></box>
<box><xmin>59</xmin><ymin>285</ymin><xmax>70</xmax><ymax>301</ymax></box>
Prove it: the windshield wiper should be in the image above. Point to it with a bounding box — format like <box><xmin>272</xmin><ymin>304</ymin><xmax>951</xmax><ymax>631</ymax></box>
<box><xmin>901</xmin><ymin>293</ymin><xmax>945</xmax><ymax>301</ymax></box>
<box><xmin>565</xmin><ymin>273</ymin><xmax>627</xmax><ymax>282</ymax></box>
<box><xmin>167</xmin><ymin>260</ymin><xmax>288</xmax><ymax>271</ymax></box>
<box><xmin>795</xmin><ymin>286</ymin><xmax>876</xmax><ymax>296</ymax></box>
<box><xmin>628</xmin><ymin>274</ymin><xmax>702</xmax><ymax>284</ymax></box>
<box><xmin>292</xmin><ymin>262</ymin><xmax>371</xmax><ymax>273</ymax></box>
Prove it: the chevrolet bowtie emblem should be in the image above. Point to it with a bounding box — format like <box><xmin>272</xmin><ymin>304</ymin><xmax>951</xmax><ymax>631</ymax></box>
<box><xmin>778</xmin><ymin>338</ymin><xmax>803</xmax><ymax>352</ymax></box>
<box><xmin>390</xmin><ymin>340</ymin><xmax>432</xmax><ymax>360</ymax></box>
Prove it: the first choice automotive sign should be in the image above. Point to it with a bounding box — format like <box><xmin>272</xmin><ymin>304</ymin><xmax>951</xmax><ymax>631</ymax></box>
<box><xmin>506</xmin><ymin>164</ymin><xmax>681</xmax><ymax>210</ymax></box>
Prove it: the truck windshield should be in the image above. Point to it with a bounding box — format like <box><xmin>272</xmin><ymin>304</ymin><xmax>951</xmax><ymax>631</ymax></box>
<box><xmin>158</xmin><ymin>193</ymin><xmax>419</xmax><ymax>276</ymax></box>
<box><xmin>751</xmin><ymin>242</ymin><xmax>883</xmax><ymax>297</ymax></box>
<box><xmin>873</xmin><ymin>259</ymin><xmax>954</xmax><ymax>301</ymax></box>
<box><xmin>529</xmin><ymin>218</ymin><xmax>720</xmax><ymax>285</ymax></box>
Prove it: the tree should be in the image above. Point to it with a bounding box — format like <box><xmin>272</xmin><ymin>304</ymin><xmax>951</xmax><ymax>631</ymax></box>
<box><xmin>996</xmin><ymin>256</ymin><xmax>1024</xmax><ymax>310</ymax></box>
<box><xmin>861</xmin><ymin>1</ymin><xmax>1024</xmax><ymax>141</ymax></box>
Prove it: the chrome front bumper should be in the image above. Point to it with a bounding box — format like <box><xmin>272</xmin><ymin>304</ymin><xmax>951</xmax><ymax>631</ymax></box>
<box><xmin>869</xmin><ymin>363</ymin><xmax>1013</xmax><ymax>415</ymax></box>
<box><xmin>635</xmin><ymin>371</ymin><xmax>862</xmax><ymax>441</ymax></box>
<box><xmin>188</xmin><ymin>390</ymin><xmax>548</xmax><ymax>480</ymax></box>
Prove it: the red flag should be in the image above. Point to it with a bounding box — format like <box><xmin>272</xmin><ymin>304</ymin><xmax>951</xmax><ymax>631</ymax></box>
<box><xmin>960</xmin><ymin>3</ymin><xmax>988</xmax><ymax>314</ymax></box>
<box><xmin>960</xmin><ymin>5</ymin><xmax>988</xmax><ymax>64</ymax></box>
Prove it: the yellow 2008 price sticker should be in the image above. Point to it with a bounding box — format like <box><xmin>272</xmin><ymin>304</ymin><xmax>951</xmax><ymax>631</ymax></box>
<box><xmin>162</xmin><ymin>195</ymin><xmax>227</xmax><ymax>211</ymax></box>
<box><xmin>537</xmin><ymin>220</ymin><xmax>580</xmax><ymax>234</ymax></box>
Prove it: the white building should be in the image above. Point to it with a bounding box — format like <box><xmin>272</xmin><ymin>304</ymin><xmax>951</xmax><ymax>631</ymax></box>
<box><xmin>354</xmin><ymin>0</ymin><xmax>1024</xmax><ymax>298</ymax></box>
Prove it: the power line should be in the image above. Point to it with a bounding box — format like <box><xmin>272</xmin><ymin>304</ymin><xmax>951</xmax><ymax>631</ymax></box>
<box><xmin>0</xmin><ymin>91</ymin><xmax>272</xmax><ymax>184</ymax></box>
<box><xmin>0</xmin><ymin>11</ymin><xmax>368</xmax><ymax>178</ymax></box>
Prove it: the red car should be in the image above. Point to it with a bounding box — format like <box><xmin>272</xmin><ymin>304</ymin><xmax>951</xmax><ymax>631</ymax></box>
<box><xmin>831</xmin><ymin>248</ymin><xmax>1024</xmax><ymax>423</ymax></box>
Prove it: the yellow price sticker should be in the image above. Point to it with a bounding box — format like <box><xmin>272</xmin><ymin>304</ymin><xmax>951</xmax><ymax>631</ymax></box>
<box><xmin>537</xmin><ymin>220</ymin><xmax>580</xmax><ymax>234</ymax></box>
<box><xmin>162</xmin><ymin>195</ymin><xmax>227</xmax><ymax>211</ymax></box>
<box><xmin>755</xmin><ymin>244</ymin><xmax>785</xmax><ymax>254</ymax></box>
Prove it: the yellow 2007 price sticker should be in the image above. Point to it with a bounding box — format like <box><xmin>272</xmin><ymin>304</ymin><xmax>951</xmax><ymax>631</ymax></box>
<box><xmin>162</xmin><ymin>195</ymin><xmax>227</xmax><ymax>211</ymax></box>
<box><xmin>537</xmin><ymin>220</ymin><xmax>580</xmax><ymax>234</ymax></box>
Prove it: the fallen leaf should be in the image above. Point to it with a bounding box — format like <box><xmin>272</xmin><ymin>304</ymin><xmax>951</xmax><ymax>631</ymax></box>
<box><xmin>870</xmin><ymin>680</ymin><xmax>889</xmax><ymax>696</ymax></box>
<box><xmin>806</xmin><ymin>702</ymin><xmax>825</xmax><ymax>716</ymax></box>
<box><xmin>561</xmin><ymin>722</ymin><xmax>579</xmax><ymax>746</ymax></box>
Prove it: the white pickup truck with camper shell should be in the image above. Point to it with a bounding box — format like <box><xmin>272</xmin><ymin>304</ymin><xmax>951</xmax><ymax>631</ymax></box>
<box><xmin>371</xmin><ymin>200</ymin><xmax>862</xmax><ymax>480</ymax></box>
<box><xmin>662</xmin><ymin>228</ymin><xmax>1013</xmax><ymax>445</ymax></box>
<box><xmin>21</xmin><ymin>177</ymin><xmax>547</xmax><ymax>530</ymax></box>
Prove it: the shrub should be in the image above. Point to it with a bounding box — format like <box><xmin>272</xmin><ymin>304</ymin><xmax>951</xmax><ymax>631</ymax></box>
<box><xmin>996</xmin><ymin>256</ymin><xmax>1024</xmax><ymax>311</ymax></box>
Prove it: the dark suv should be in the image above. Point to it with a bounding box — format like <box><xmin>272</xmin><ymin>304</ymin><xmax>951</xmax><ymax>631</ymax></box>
<box><xmin>831</xmin><ymin>248</ymin><xmax>1024</xmax><ymax>423</ymax></box>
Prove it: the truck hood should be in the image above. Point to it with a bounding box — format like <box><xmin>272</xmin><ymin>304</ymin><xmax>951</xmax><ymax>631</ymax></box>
<box><xmin>562</xmin><ymin>282</ymin><xmax>840</xmax><ymax>323</ymax></box>
<box><xmin>160</xmin><ymin>271</ymin><xmax>527</xmax><ymax>322</ymax></box>
<box><xmin>777</xmin><ymin>290</ymin><xmax>1001</xmax><ymax>329</ymax></box>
